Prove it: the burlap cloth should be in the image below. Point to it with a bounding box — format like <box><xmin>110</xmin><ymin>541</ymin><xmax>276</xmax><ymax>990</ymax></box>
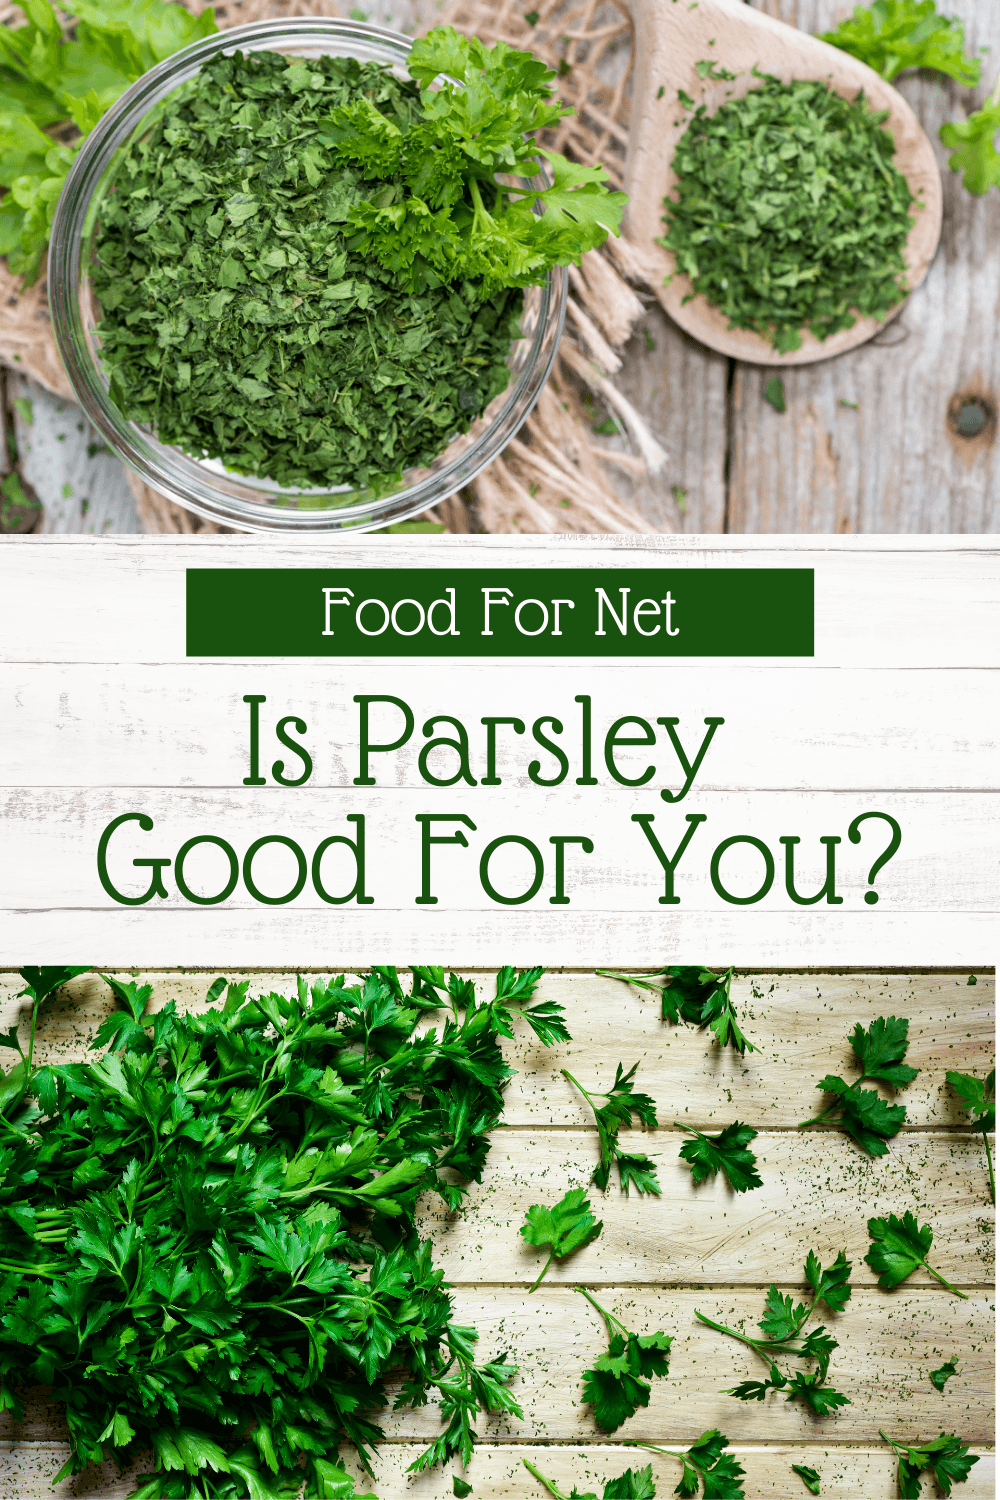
<box><xmin>0</xmin><ymin>0</ymin><xmax>665</xmax><ymax>533</ymax></box>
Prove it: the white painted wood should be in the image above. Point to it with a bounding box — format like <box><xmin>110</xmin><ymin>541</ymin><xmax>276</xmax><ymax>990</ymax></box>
<box><xmin>1</xmin><ymin>664</ymin><xmax>997</xmax><ymax>790</ymax></box>
<box><xmin>8</xmin><ymin>376</ymin><xmax>140</xmax><ymax>536</ymax></box>
<box><xmin>2</xmin><ymin>971</ymin><xmax>990</xmax><ymax>1131</ymax></box>
<box><xmin>0</xmin><ymin>538</ymin><xmax>998</xmax><ymax>668</ymax></box>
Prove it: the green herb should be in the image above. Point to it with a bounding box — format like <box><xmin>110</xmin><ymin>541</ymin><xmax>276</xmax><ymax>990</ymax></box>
<box><xmin>91</xmin><ymin>35</ymin><xmax>625</xmax><ymax>490</ymax></box>
<box><xmin>865</xmin><ymin>1211</ymin><xmax>968</xmax><ymax>1298</ymax></box>
<box><xmin>763</xmin><ymin>377</ymin><xmax>786</xmax><ymax>412</ymax></box>
<box><xmin>598</xmin><ymin>965</ymin><xmax>755</xmax><ymax>1056</ymax></box>
<box><xmin>677</xmin><ymin>88</ymin><xmax>695</xmax><ymax>108</ymax></box>
<box><xmin>696</xmin><ymin>1250</ymin><xmax>852</xmax><ymax>1416</ymax></box>
<box><xmin>656</xmin><ymin>85</ymin><xmax>665</xmax><ymax>100</ymax></box>
<box><xmin>839</xmin><ymin>398</ymin><xmax>859</xmax><ymax>409</ymax></box>
<box><xmin>946</xmin><ymin>1068</ymin><xmax>994</xmax><ymax>1203</ymax></box>
<box><xmin>929</xmin><ymin>1357</ymin><xmax>959</xmax><ymax>1393</ymax></box>
<box><xmin>576</xmin><ymin>1287</ymin><xmax>672</xmax><ymax>1432</ymax></box>
<box><xmin>820</xmin><ymin>1</ymin><xmax>981</xmax><ymax>85</ymax></box>
<box><xmin>694</xmin><ymin>59</ymin><xmax>737</xmax><ymax>82</ymax></box>
<box><xmin>520</xmin><ymin>1187</ymin><xmax>603</xmax><ymax>1291</ymax></box>
<box><xmin>659</xmin><ymin>75</ymin><xmax>915</xmax><ymax>353</ymax></box>
<box><xmin>0</xmin><ymin>966</ymin><xmax>92</xmax><ymax>1115</ymax></box>
<box><xmin>11</xmin><ymin>396</ymin><xmax>32</xmax><ymax>424</ymax></box>
<box><xmin>524</xmin><ymin>10</ymin><xmax>540</xmax><ymax>24</ymax></box>
<box><xmin>643</xmin><ymin>327</ymin><xmax>656</xmax><ymax>351</ymax></box>
<box><xmin>454</xmin><ymin>1477</ymin><xmax>474</xmax><ymax>1496</ymax></box>
<box><xmin>561</xmin><ymin>1062</ymin><xmax>661</xmax><ymax>1195</ymax></box>
<box><xmin>798</xmin><ymin>1015</ymin><xmax>918</xmax><ymax>1156</ymax></box>
<box><xmin>677</xmin><ymin>1120</ymin><xmax>762</xmax><ymax>1193</ymax></box>
<box><xmin>523</xmin><ymin>1457</ymin><xmax>658</xmax><ymax>1500</ymax></box>
<box><xmin>940</xmin><ymin>79</ymin><xmax>1000</xmax><ymax>197</ymax></box>
<box><xmin>593</xmin><ymin>416</ymin><xmax>619</xmax><ymax>435</ymax></box>
<box><xmin>0</xmin><ymin>0</ymin><xmax>217</xmax><ymax>283</ymax></box>
<box><xmin>792</xmin><ymin>1465</ymin><xmax>821</xmax><ymax>1494</ymax></box>
<box><xmin>641</xmin><ymin>1435</ymin><xmax>747</xmax><ymax>1497</ymax></box>
<box><xmin>967</xmin><ymin>975</ymin><xmax>978</xmax><ymax>985</ymax></box>
<box><xmin>879</xmin><ymin>1430</ymin><xmax>979</xmax><ymax>1496</ymax></box>
<box><xmin>671</xmin><ymin>484</ymin><xmax>688</xmax><ymax>512</ymax></box>
<box><xmin>0</xmin><ymin>963</ymin><xmax>556</xmax><ymax>1492</ymax></box>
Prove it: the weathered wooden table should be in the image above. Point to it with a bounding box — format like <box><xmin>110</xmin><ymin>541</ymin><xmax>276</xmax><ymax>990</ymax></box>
<box><xmin>1</xmin><ymin>0</ymin><xmax>997</xmax><ymax>534</ymax></box>
<box><xmin>0</xmin><ymin>967</ymin><xmax>993</xmax><ymax>1498</ymax></box>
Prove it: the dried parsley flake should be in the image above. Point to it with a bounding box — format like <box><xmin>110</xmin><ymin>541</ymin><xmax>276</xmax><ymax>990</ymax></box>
<box><xmin>91</xmin><ymin>38</ymin><xmax>624</xmax><ymax>489</ymax></box>
<box><xmin>659</xmin><ymin>75</ymin><xmax>916</xmax><ymax>353</ymax></box>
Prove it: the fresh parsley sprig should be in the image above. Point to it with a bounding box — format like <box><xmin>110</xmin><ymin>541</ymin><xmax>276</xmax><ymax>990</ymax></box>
<box><xmin>597</xmin><ymin>965</ymin><xmax>756</xmax><ymax>1056</ymax></box>
<box><xmin>520</xmin><ymin>1187</ymin><xmax>603</xmax><ymax>1291</ymax></box>
<box><xmin>638</xmin><ymin>1435</ymin><xmax>747</xmax><ymax>1498</ymax></box>
<box><xmin>879</xmin><ymin>1429</ymin><xmax>979</xmax><ymax>1496</ymax></box>
<box><xmin>0</xmin><ymin>966</ymin><xmax>91</xmax><ymax>1119</ymax></box>
<box><xmin>940</xmin><ymin>78</ymin><xmax>1000</xmax><ymax>197</ymax></box>
<box><xmin>791</xmin><ymin>1465</ymin><xmax>821</xmax><ymax>1495</ymax></box>
<box><xmin>798</xmin><ymin>1015</ymin><xmax>918</xmax><ymax>1156</ymax></box>
<box><xmin>576</xmin><ymin>1287</ymin><xmax>673</xmax><ymax>1433</ymax></box>
<box><xmin>930</xmin><ymin>1357</ymin><xmax>959</xmax><ymax>1393</ymax></box>
<box><xmin>819</xmin><ymin>0</ymin><xmax>981</xmax><ymax>85</ymax></box>
<box><xmin>946</xmin><ymin>1067</ymin><xmax>995</xmax><ymax>1204</ymax></box>
<box><xmin>562</xmin><ymin>1062</ymin><xmax>661</xmax><ymax>1195</ymax></box>
<box><xmin>865</xmin><ymin>1210</ymin><xmax>968</xmax><ymax>1299</ymax></box>
<box><xmin>677</xmin><ymin>1120</ymin><xmax>762</xmax><ymax>1193</ymax></box>
<box><xmin>696</xmin><ymin>1251</ymin><xmax>853</xmax><ymax>1416</ymax></box>
<box><xmin>523</xmin><ymin>1457</ymin><xmax>658</xmax><ymax>1500</ymax></box>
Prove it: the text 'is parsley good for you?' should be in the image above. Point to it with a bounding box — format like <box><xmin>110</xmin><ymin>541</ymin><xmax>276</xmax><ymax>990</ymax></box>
<box><xmin>0</xmin><ymin>962</ymin><xmax>567</xmax><ymax>1496</ymax></box>
<box><xmin>658</xmin><ymin>74</ymin><xmax>916</xmax><ymax>353</ymax></box>
<box><xmin>89</xmin><ymin>30</ymin><xmax>626</xmax><ymax>491</ymax></box>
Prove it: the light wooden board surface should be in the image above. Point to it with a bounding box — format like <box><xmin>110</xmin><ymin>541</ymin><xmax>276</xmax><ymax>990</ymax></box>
<box><xmin>0</xmin><ymin>969</ymin><xmax>992</xmax><ymax>1497</ymax></box>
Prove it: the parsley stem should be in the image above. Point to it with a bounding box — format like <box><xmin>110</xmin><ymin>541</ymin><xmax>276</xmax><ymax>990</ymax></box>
<box><xmin>521</xmin><ymin>1459</ymin><xmax>569</xmax><ymax>1500</ymax></box>
<box><xmin>574</xmin><ymin>1285</ymin><xmax>627</xmax><ymax>1340</ymax></box>
<box><xmin>983</xmin><ymin>1129</ymin><xmax>995</xmax><ymax>1205</ymax></box>
<box><xmin>920</xmin><ymin>1261</ymin><xmax>969</xmax><ymax>1299</ymax></box>
<box><xmin>528</xmin><ymin>1252</ymin><xmax>555</xmax><ymax>1294</ymax></box>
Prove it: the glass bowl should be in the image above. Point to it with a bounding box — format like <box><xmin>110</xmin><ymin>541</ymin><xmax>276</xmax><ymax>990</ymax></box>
<box><xmin>48</xmin><ymin>19</ymin><xmax>568</xmax><ymax>534</ymax></box>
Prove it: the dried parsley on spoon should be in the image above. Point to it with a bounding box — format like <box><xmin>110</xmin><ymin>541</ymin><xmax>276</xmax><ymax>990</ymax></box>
<box><xmin>659</xmin><ymin>73</ymin><xmax>916</xmax><ymax>354</ymax></box>
<box><xmin>90</xmin><ymin>29</ymin><xmax>626</xmax><ymax>490</ymax></box>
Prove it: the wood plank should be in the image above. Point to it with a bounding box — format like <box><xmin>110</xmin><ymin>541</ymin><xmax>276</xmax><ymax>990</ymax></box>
<box><xmin>3</xmin><ymin>662</ymin><xmax>998</xmax><ymax>790</ymax></box>
<box><xmin>0</xmin><ymin>1290</ymin><xmax>990</xmax><ymax>1449</ymax></box>
<box><xmin>729</xmin><ymin>0</ymin><xmax>1000</xmax><ymax>533</ymax></box>
<box><xmin>1</xmin><ymin>537</ymin><xmax>998</xmax><ymax>669</ymax></box>
<box><xmin>607</xmin><ymin>303</ymin><xmax>729</xmax><ymax>533</ymax></box>
<box><xmin>0</xmin><ymin>1442</ymin><xmax>994</xmax><ymax>1500</ymax></box>
<box><xmin>2</xmin><ymin>971</ymin><xmax>992</xmax><ymax>1132</ymax></box>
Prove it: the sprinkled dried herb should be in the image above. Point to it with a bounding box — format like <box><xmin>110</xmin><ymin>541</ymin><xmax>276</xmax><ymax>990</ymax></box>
<box><xmin>659</xmin><ymin>75</ymin><xmax>916</xmax><ymax>353</ymax></box>
<box><xmin>91</xmin><ymin>34</ymin><xmax>625</xmax><ymax>489</ymax></box>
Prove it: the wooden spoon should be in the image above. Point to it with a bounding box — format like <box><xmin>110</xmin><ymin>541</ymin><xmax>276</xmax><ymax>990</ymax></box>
<box><xmin>619</xmin><ymin>0</ymin><xmax>942</xmax><ymax>365</ymax></box>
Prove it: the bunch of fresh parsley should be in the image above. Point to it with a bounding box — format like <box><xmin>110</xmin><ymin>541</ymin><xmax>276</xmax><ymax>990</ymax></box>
<box><xmin>0</xmin><ymin>962</ymin><xmax>563</xmax><ymax>1495</ymax></box>
<box><xmin>0</xmin><ymin>0</ymin><xmax>217</xmax><ymax>282</ymax></box>
<box><xmin>696</xmin><ymin>1250</ymin><xmax>853</xmax><ymax>1416</ymax></box>
<box><xmin>798</xmin><ymin>1014</ymin><xmax>918</xmax><ymax>1156</ymax></box>
<box><xmin>660</xmin><ymin>74</ymin><xmax>915</xmax><ymax>353</ymax></box>
<box><xmin>820</xmin><ymin>0</ymin><xmax>999</xmax><ymax>198</ymax></box>
<box><xmin>89</xmin><ymin>32</ymin><xmax>625</xmax><ymax>489</ymax></box>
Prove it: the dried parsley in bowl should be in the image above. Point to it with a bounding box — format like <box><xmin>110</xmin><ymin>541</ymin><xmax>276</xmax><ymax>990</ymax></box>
<box><xmin>90</xmin><ymin>32</ymin><xmax>625</xmax><ymax>490</ymax></box>
<box><xmin>658</xmin><ymin>74</ymin><xmax>916</xmax><ymax>354</ymax></box>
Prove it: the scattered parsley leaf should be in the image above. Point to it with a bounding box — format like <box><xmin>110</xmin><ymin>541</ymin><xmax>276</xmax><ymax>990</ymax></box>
<box><xmin>520</xmin><ymin>1188</ymin><xmax>603</xmax><ymax>1290</ymax></box>
<box><xmin>940</xmin><ymin>83</ymin><xmax>1000</xmax><ymax>197</ymax></box>
<box><xmin>929</xmin><ymin>1357</ymin><xmax>959</xmax><ymax>1393</ymax></box>
<box><xmin>577</xmin><ymin>1288</ymin><xmax>672</xmax><ymax>1433</ymax></box>
<box><xmin>879</xmin><ymin>1429</ymin><xmax>979</xmax><ymax>1497</ymax></box>
<box><xmin>671</xmin><ymin>484</ymin><xmax>688</xmax><ymax>512</ymax></box>
<box><xmin>792</xmin><ymin>1465</ymin><xmax>821</xmax><ymax>1494</ymax></box>
<box><xmin>524</xmin><ymin>10</ymin><xmax>540</xmax><ymax>24</ymax></box>
<box><xmin>694</xmin><ymin>59</ymin><xmax>737</xmax><ymax>81</ymax></box>
<box><xmin>454</xmin><ymin>1478</ymin><xmax>474</xmax><ymax>1496</ymax></box>
<box><xmin>638</xmin><ymin>1434</ymin><xmax>746</xmax><ymax>1498</ymax></box>
<box><xmin>677</xmin><ymin>88</ymin><xmax>695</xmax><ymax>107</ymax></box>
<box><xmin>677</xmin><ymin>1120</ymin><xmax>762</xmax><ymax>1193</ymax></box>
<box><xmin>11</xmin><ymin>396</ymin><xmax>32</xmax><ymax>424</ymax></box>
<box><xmin>597</xmin><ymin>965</ymin><xmax>756</xmax><ymax>1056</ymax></box>
<box><xmin>764</xmin><ymin>377</ymin><xmax>786</xmax><ymax>413</ymax></box>
<box><xmin>658</xmin><ymin>75</ymin><xmax>914</xmax><ymax>352</ymax></box>
<box><xmin>593</xmin><ymin>416</ymin><xmax>619</xmax><ymax>435</ymax></box>
<box><xmin>820</xmin><ymin>1</ymin><xmax>981</xmax><ymax>85</ymax></box>
<box><xmin>562</xmin><ymin>1063</ymin><xmax>661</xmax><ymax>1195</ymax></box>
<box><xmin>799</xmin><ymin>1015</ymin><xmax>917</xmax><ymax>1156</ymax></box>
<box><xmin>947</xmin><ymin>1067</ymin><xmax>995</xmax><ymax>1203</ymax></box>
<box><xmin>696</xmin><ymin>1250</ymin><xmax>852</xmax><ymax>1416</ymax></box>
<box><xmin>865</xmin><ymin>1211</ymin><xmax>968</xmax><ymax>1298</ymax></box>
